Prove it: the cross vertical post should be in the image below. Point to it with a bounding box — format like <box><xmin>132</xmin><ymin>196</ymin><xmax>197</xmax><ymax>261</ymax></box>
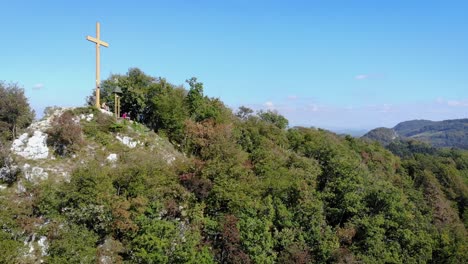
<box><xmin>114</xmin><ymin>94</ymin><xmax>121</xmax><ymax>118</ymax></box>
<box><xmin>86</xmin><ymin>22</ymin><xmax>109</xmax><ymax>108</ymax></box>
<box><xmin>114</xmin><ymin>93</ymin><xmax>117</xmax><ymax>118</ymax></box>
<box><xmin>96</xmin><ymin>22</ymin><xmax>100</xmax><ymax>108</ymax></box>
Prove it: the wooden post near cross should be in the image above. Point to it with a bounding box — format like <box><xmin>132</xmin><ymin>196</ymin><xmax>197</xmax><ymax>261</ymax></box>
<box><xmin>86</xmin><ymin>22</ymin><xmax>109</xmax><ymax>108</ymax></box>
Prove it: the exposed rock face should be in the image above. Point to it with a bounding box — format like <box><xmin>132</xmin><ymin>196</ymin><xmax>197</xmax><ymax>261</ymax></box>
<box><xmin>11</xmin><ymin>131</ymin><xmax>49</xmax><ymax>159</ymax></box>
<box><xmin>23</xmin><ymin>164</ymin><xmax>48</xmax><ymax>182</ymax></box>
<box><xmin>23</xmin><ymin>230</ymin><xmax>49</xmax><ymax>263</ymax></box>
<box><xmin>106</xmin><ymin>153</ymin><xmax>118</xmax><ymax>162</ymax></box>
<box><xmin>99</xmin><ymin>108</ymin><xmax>113</xmax><ymax>116</ymax></box>
<box><xmin>78</xmin><ymin>113</ymin><xmax>94</xmax><ymax>122</ymax></box>
<box><xmin>38</xmin><ymin>236</ymin><xmax>48</xmax><ymax>258</ymax></box>
<box><xmin>116</xmin><ymin>135</ymin><xmax>140</xmax><ymax>148</ymax></box>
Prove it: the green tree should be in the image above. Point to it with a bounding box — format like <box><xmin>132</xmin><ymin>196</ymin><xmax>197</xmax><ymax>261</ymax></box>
<box><xmin>236</xmin><ymin>106</ymin><xmax>254</xmax><ymax>120</ymax></box>
<box><xmin>258</xmin><ymin>110</ymin><xmax>289</xmax><ymax>129</ymax></box>
<box><xmin>130</xmin><ymin>203</ymin><xmax>214</xmax><ymax>264</ymax></box>
<box><xmin>185</xmin><ymin>77</ymin><xmax>230</xmax><ymax>123</ymax></box>
<box><xmin>99</xmin><ymin>68</ymin><xmax>155</xmax><ymax>120</ymax></box>
<box><xmin>0</xmin><ymin>82</ymin><xmax>34</xmax><ymax>140</ymax></box>
<box><xmin>145</xmin><ymin>79</ymin><xmax>189</xmax><ymax>143</ymax></box>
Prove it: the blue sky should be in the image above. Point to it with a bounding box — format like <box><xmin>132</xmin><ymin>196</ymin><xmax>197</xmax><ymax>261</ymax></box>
<box><xmin>1</xmin><ymin>0</ymin><xmax>467</xmax><ymax>130</ymax></box>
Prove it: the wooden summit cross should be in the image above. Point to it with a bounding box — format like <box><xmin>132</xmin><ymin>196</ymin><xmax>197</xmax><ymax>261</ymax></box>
<box><xmin>86</xmin><ymin>22</ymin><xmax>109</xmax><ymax>108</ymax></box>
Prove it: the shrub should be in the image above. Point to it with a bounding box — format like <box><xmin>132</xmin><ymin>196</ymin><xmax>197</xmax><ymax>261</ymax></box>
<box><xmin>109</xmin><ymin>122</ymin><xmax>124</xmax><ymax>132</ymax></box>
<box><xmin>93</xmin><ymin>131</ymin><xmax>113</xmax><ymax>146</ymax></box>
<box><xmin>46</xmin><ymin>111</ymin><xmax>83</xmax><ymax>156</ymax></box>
<box><xmin>70</xmin><ymin>106</ymin><xmax>98</xmax><ymax>116</ymax></box>
<box><xmin>83</xmin><ymin>111</ymin><xmax>124</xmax><ymax>139</ymax></box>
<box><xmin>95</xmin><ymin>112</ymin><xmax>115</xmax><ymax>132</ymax></box>
<box><xmin>0</xmin><ymin>143</ymin><xmax>19</xmax><ymax>184</ymax></box>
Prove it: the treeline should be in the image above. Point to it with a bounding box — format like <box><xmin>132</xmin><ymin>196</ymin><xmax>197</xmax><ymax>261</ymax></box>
<box><xmin>1</xmin><ymin>69</ymin><xmax>467</xmax><ymax>263</ymax></box>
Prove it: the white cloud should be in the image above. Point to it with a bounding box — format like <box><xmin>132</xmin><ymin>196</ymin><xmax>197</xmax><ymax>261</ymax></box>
<box><xmin>287</xmin><ymin>95</ymin><xmax>298</xmax><ymax>100</ymax></box>
<box><xmin>32</xmin><ymin>83</ymin><xmax>44</xmax><ymax>90</ymax></box>
<box><xmin>355</xmin><ymin>74</ymin><xmax>370</xmax><ymax>80</ymax></box>
<box><xmin>354</xmin><ymin>73</ymin><xmax>384</xmax><ymax>80</ymax></box>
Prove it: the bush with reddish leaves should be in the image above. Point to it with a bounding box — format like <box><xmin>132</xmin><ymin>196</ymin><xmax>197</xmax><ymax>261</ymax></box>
<box><xmin>179</xmin><ymin>172</ymin><xmax>213</xmax><ymax>200</ymax></box>
<box><xmin>217</xmin><ymin>214</ymin><xmax>251</xmax><ymax>264</ymax></box>
<box><xmin>46</xmin><ymin>111</ymin><xmax>84</xmax><ymax>156</ymax></box>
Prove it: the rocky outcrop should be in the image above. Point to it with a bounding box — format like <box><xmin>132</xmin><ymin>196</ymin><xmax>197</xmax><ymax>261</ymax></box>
<box><xmin>11</xmin><ymin>131</ymin><xmax>49</xmax><ymax>160</ymax></box>
<box><xmin>23</xmin><ymin>221</ymin><xmax>49</xmax><ymax>263</ymax></box>
<box><xmin>116</xmin><ymin>135</ymin><xmax>141</xmax><ymax>148</ymax></box>
<box><xmin>78</xmin><ymin>113</ymin><xmax>94</xmax><ymax>122</ymax></box>
<box><xmin>106</xmin><ymin>153</ymin><xmax>118</xmax><ymax>162</ymax></box>
<box><xmin>22</xmin><ymin>164</ymin><xmax>48</xmax><ymax>182</ymax></box>
<box><xmin>4</xmin><ymin>106</ymin><xmax>183</xmax><ymax>186</ymax></box>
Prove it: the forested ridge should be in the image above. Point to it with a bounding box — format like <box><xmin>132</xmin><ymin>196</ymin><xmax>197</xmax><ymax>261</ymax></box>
<box><xmin>0</xmin><ymin>70</ymin><xmax>467</xmax><ymax>263</ymax></box>
<box><xmin>363</xmin><ymin>119</ymin><xmax>468</xmax><ymax>149</ymax></box>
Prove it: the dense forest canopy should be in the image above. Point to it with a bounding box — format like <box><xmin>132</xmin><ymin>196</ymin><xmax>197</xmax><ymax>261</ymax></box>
<box><xmin>0</xmin><ymin>69</ymin><xmax>467</xmax><ymax>263</ymax></box>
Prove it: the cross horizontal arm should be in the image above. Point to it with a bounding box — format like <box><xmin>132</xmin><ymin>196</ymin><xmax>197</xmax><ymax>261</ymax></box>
<box><xmin>86</xmin><ymin>36</ymin><xmax>109</xmax><ymax>47</ymax></box>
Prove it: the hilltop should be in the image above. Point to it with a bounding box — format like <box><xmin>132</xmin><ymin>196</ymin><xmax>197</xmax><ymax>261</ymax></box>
<box><xmin>2</xmin><ymin>106</ymin><xmax>181</xmax><ymax>185</ymax></box>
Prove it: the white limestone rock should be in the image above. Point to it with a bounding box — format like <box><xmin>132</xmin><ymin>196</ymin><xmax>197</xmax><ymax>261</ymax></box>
<box><xmin>38</xmin><ymin>236</ymin><xmax>48</xmax><ymax>258</ymax></box>
<box><xmin>17</xmin><ymin>180</ymin><xmax>26</xmax><ymax>193</ymax></box>
<box><xmin>23</xmin><ymin>233</ymin><xmax>48</xmax><ymax>262</ymax></box>
<box><xmin>106</xmin><ymin>153</ymin><xmax>118</xmax><ymax>163</ymax></box>
<box><xmin>11</xmin><ymin>131</ymin><xmax>49</xmax><ymax>160</ymax></box>
<box><xmin>116</xmin><ymin>135</ymin><xmax>140</xmax><ymax>148</ymax></box>
<box><xmin>24</xmin><ymin>234</ymin><xmax>36</xmax><ymax>258</ymax></box>
<box><xmin>79</xmin><ymin>113</ymin><xmax>94</xmax><ymax>122</ymax></box>
<box><xmin>100</xmin><ymin>108</ymin><xmax>113</xmax><ymax>116</ymax></box>
<box><xmin>23</xmin><ymin>164</ymin><xmax>48</xmax><ymax>182</ymax></box>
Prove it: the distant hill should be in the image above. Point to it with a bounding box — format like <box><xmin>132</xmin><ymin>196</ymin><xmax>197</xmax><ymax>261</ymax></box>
<box><xmin>331</xmin><ymin>128</ymin><xmax>369</xmax><ymax>137</ymax></box>
<box><xmin>393</xmin><ymin>120</ymin><xmax>436</xmax><ymax>135</ymax></box>
<box><xmin>361</xmin><ymin>127</ymin><xmax>398</xmax><ymax>145</ymax></box>
<box><xmin>362</xmin><ymin>118</ymin><xmax>468</xmax><ymax>149</ymax></box>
